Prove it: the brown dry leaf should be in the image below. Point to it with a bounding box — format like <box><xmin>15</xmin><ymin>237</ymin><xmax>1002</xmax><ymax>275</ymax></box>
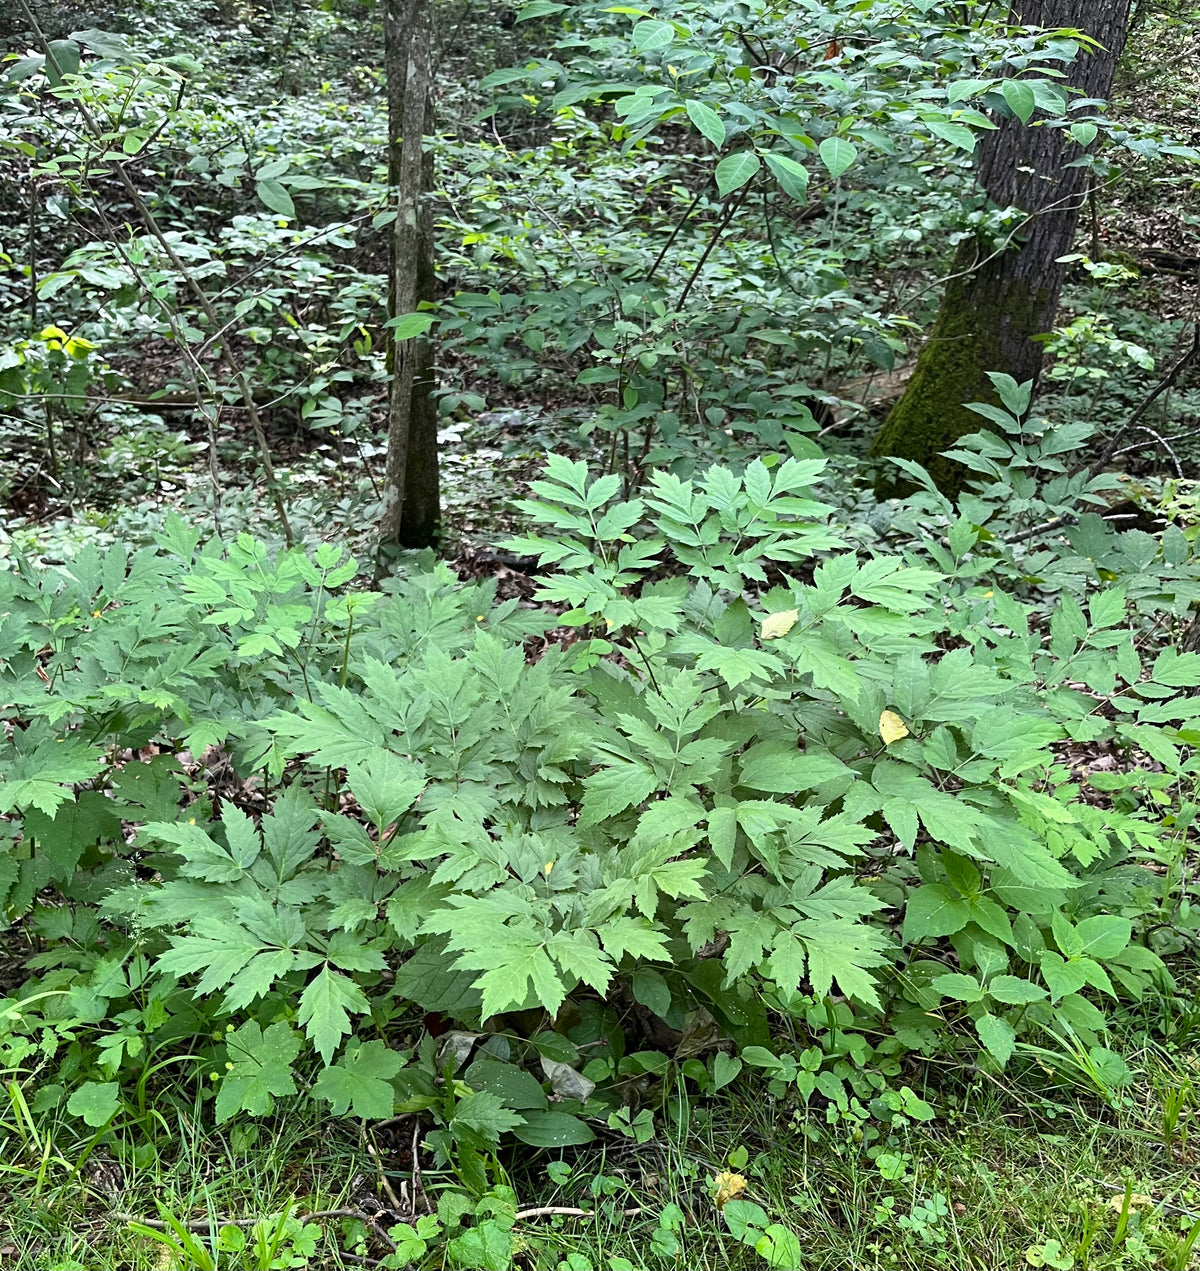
<box><xmin>879</xmin><ymin>710</ymin><xmax>910</xmax><ymax>746</ymax></box>
<box><xmin>713</xmin><ymin>1171</ymin><xmax>748</xmax><ymax>1209</ymax></box>
<box><xmin>760</xmin><ymin>609</ymin><xmax>798</xmax><ymax>641</ymax></box>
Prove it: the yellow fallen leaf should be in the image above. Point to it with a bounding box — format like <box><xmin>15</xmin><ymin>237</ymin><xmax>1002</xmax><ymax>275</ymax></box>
<box><xmin>713</xmin><ymin>1171</ymin><xmax>748</xmax><ymax>1209</ymax></box>
<box><xmin>761</xmin><ymin>609</ymin><xmax>798</xmax><ymax>641</ymax></box>
<box><xmin>1108</xmin><ymin>1192</ymin><xmax>1153</xmax><ymax>1211</ymax></box>
<box><xmin>879</xmin><ymin>710</ymin><xmax>910</xmax><ymax>746</ymax></box>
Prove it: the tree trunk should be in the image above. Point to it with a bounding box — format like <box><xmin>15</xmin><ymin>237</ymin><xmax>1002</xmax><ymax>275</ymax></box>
<box><xmin>378</xmin><ymin>0</ymin><xmax>440</xmax><ymax>566</ymax></box>
<box><xmin>870</xmin><ymin>0</ymin><xmax>1133</xmax><ymax>497</ymax></box>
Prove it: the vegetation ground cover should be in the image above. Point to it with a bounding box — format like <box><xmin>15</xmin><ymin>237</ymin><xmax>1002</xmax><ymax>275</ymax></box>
<box><xmin>3</xmin><ymin>1</ymin><xmax>1200</xmax><ymax>1268</ymax></box>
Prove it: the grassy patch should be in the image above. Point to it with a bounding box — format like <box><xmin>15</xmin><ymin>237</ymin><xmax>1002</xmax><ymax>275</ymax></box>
<box><xmin>3</xmin><ymin>1010</ymin><xmax>1198</xmax><ymax>1271</ymax></box>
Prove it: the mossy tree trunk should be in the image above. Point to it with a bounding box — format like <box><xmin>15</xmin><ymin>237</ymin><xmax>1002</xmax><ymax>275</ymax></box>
<box><xmin>378</xmin><ymin>0</ymin><xmax>440</xmax><ymax>566</ymax></box>
<box><xmin>870</xmin><ymin>0</ymin><xmax>1133</xmax><ymax>497</ymax></box>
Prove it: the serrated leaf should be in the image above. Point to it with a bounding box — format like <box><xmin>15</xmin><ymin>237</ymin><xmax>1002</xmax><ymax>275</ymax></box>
<box><xmin>67</xmin><ymin>1081</ymin><xmax>120</xmax><ymax>1127</ymax></box>
<box><xmin>312</xmin><ymin>1039</ymin><xmax>402</xmax><ymax>1119</ymax></box>
<box><xmin>298</xmin><ymin>966</ymin><xmax>370</xmax><ymax>1064</ymax></box>
<box><xmin>393</xmin><ymin>940</ymin><xmax>484</xmax><ymax>1015</ymax></box>
<box><xmin>739</xmin><ymin>743</ymin><xmax>852</xmax><ymax>793</ymax></box>
<box><xmin>975</xmin><ymin>1013</ymin><xmax>1016</xmax><ymax>1066</ymax></box>
<box><xmin>931</xmin><ymin>972</ymin><xmax>984</xmax><ymax>1002</ymax></box>
<box><xmin>988</xmin><ymin>975</ymin><xmax>1047</xmax><ymax>1005</ymax></box>
<box><xmin>760</xmin><ymin>609</ymin><xmax>798</xmax><ymax>641</ymax></box>
<box><xmin>215</xmin><ymin>1021</ymin><xmax>301</xmax><ymax>1122</ymax></box>
<box><xmin>451</xmin><ymin>1089</ymin><xmax>527</xmax><ymax>1145</ymax></box>
<box><xmin>903</xmin><ymin>885</ymin><xmax>970</xmax><ymax>942</ymax></box>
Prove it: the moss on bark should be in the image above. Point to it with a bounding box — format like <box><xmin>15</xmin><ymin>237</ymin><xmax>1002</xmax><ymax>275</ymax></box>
<box><xmin>870</xmin><ymin>240</ymin><xmax>1050</xmax><ymax>497</ymax></box>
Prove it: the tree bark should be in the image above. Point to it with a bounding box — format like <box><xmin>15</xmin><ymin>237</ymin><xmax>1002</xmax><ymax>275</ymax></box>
<box><xmin>378</xmin><ymin>0</ymin><xmax>440</xmax><ymax>566</ymax></box>
<box><xmin>870</xmin><ymin>0</ymin><xmax>1133</xmax><ymax>497</ymax></box>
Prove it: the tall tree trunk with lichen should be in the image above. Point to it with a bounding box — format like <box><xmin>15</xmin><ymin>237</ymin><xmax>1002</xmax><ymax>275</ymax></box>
<box><xmin>869</xmin><ymin>0</ymin><xmax>1133</xmax><ymax>497</ymax></box>
<box><xmin>378</xmin><ymin>0</ymin><xmax>439</xmax><ymax>569</ymax></box>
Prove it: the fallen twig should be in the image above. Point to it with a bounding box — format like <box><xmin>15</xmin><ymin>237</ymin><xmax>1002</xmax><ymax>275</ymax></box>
<box><xmin>512</xmin><ymin>1205</ymin><xmax>643</xmax><ymax>1221</ymax></box>
<box><xmin>1090</xmin><ymin>324</ymin><xmax>1200</xmax><ymax>475</ymax></box>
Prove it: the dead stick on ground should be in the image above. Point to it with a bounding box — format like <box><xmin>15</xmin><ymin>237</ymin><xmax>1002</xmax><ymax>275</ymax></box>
<box><xmin>513</xmin><ymin>1206</ymin><xmax>644</xmax><ymax>1221</ymax></box>
<box><xmin>365</xmin><ymin>1135</ymin><xmax>403</xmax><ymax>1212</ymax></box>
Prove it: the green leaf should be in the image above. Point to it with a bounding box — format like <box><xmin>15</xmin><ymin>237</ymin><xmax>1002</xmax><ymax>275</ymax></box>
<box><xmin>216</xmin><ymin>1021</ymin><xmax>301</xmax><ymax>1122</ymax></box>
<box><xmin>632</xmin><ymin>966</ymin><xmax>672</xmax><ymax>1019</ymax></box>
<box><xmin>685</xmin><ymin>100</ymin><xmax>725</xmax><ymax>148</ymax></box>
<box><xmin>1001</xmin><ymin>79</ymin><xmax>1036</xmax><ymax>124</ymax></box>
<box><xmin>516</xmin><ymin>0</ymin><xmax>567</xmax><ymax>18</ymax></box>
<box><xmin>312</xmin><ymin>1039</ymin><xmax>402</xmax><ymax>1120</ymax></box>
<box><xmin>66</xmin><ymin>1081</ymin><xmax>120</xmax><ymax>1127</ymax></box>
<box><xmin>925</xmin><ymin>120</ymin><xmax>977</xmax><ymax>152</ymax></box>
<box><xmin>818</xmin><ymin>136</ymin><xmax>857</xmax><ymax>179</ymax></box>
<box><xmin>387</xmin><ymin>311</ymin><xmax>436</xmax><ymax>340</ymax></box>
<box><xmin>1152</xmin><ymin>648</ymin><xmax>1200</xmax><ymax>687</ymax></box>
<box><xmin>712</xmin><ymin>1052</ymin><xmax>742</xmax><ymax>1090</ymax></box>
<box><xmin>738</xmin><ymin>743</ymin><xmax>852</xmax><ymax>793</ymax></box>
<box><xmin>511</xmin><ymin>1109</ymin><xmax>596</xmax><ymax>1146</ymax></box>
<box><xmin>69</xmin><ymin>28</ymin><xmax>133</xmax><ymax>58</ymax></box>
<box><xmin>256</xmin><ymin>178</ymin><xmax>295</xmax><ymax>218</ymax></box>
<box><xmin>987</xmin><ymin>975</ymin><xmax>1047</xmax><ymax>1005</ymax></box>
<box><xmin>632</xmin><ymin>18</ymin><xmax>674</xmax><ymax>50</ymax></box>
<box><xmin>902</xmin><ymin>885</ymin><xmax>970</xmax><ymax>942</ymax></box>
<box><xmin>298</xmin><ymin>966</ymin><xmax>370</xmax><ymax>1064</ymax></box>
<box><xmin>451</xmin><ymin>1089</ymin><xmax>527</xmax><ymax>1145</ymax></box>
<box><xmin>931</xmin><ymin>972</ymin><xmax>984</xmax><ymax>1002</ymax></box>
<box><xmin>347</xmin><ymin>752</ymin><xmax>425</xmax><ymax>832</ymax></box>
<box><xmin>975</xmin><ymin>1013</ymin><xmax>1016</xmax><ymax>1067</ymax></box>
<box><xmin>1069</xmin><ymin>121</ymin><xmax>1098</xmax><ymax>146</ymax></box>
<box><xmin>45</xmin><ymin>39</ymin><xmax>82</xmax><ymax>86</ymax></box>
<box><xmin>392</xmin><ymin>941</ymin><xmax>484</xmax><ymax>1015</ymax></box>
<box><xmin>715</xmin><ymin>150</ymin><xmax>762</xmax><ymax>197</ymax></box>
<box><xmin>465</xmin><ymin>1059</ymin><xmax>549</xmax><ymax>1110</ymax></box>
<box><xmin>971</xmin><ymin>708</ymin><xmax>1062</xmax><ymax>761</ymax></box>
<box><xmin>1073</xmin><ymin>915</ymin><xmax>1132</xmax><ymax>960</ymax></box>
<box><xmin>763</xmin><ymin>152</ymin><xmax>810</xmax><ymax>202</ymax></box>
<box><xmin>756</xmin><ymin>1225</ymin><xmax>804</xmax><ymax>1269</ymax></box>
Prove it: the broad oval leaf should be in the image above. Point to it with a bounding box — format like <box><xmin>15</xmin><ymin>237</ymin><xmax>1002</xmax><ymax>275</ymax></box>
<box><xmin>763</xmin><ymin>152</ymin><xmax>809</xmax><ymax>202</ymax></box>
<box><xmin>715</xmin><ymin>149</ymin><xmax>761</xmax><ymax>197</ymax></box>
<box><xmin>511</xmin><ymin>1109</ymin><xmax>596</xmax><ymax>1146</ymax></box>
<box><xmin>879</xmin><ymin>710</ymin><xmax>910</xmax><ymax>746</ymax></box>
<box><xmin>925</xmin><ymin>120</ymin><xmax>977</xmax><ymax>153</ymax></box>
<box><xmin>256</xmin><ymin>178</ymin><xmax>295</xmax><ymax>219</ymax></box>
<box><xmin>388</xmin><ymin>311</ymin><xmax>435</xmax><ymax>340</ymax></box>
<box><xmin>632</xmin><ymin>18</ymin><xmax>674</xmax><ymax>50</ymax></box>
<box><xmin>760</xmin><ymin>609</ymin><xmax>798</xmax><ymax>641</ymax></box>
<box><xmin>1001</xmin><ymin>79</ymin><xmax>1036</xmax><ymax>124</ymax></box>
<box><xmin>685</xmin><ymin>99</ymin><xmax>726</xmax><ymax>149</ymax></box>
<box><xmin>1069</xmin><ymin>121</ymin><xmax>1098</xmax><ymax>147</ymax></box>
<box><xmin>516</xmin><ymin>0</ymin><xmax>568</xmax><ymax>19</ymax></box>
<box><xmin>818</xmin><ymin>135</ymin><xmax>857</xmax><ymax>179</ymax></box>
